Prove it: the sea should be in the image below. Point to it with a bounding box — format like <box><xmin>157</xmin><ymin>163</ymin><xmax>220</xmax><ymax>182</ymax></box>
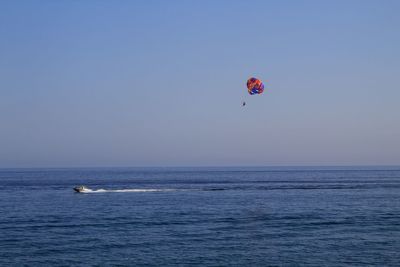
<box><xmin>0</xmin><ymin>167</ymin><xmax>399</xmax><ymax>266</ymax></box>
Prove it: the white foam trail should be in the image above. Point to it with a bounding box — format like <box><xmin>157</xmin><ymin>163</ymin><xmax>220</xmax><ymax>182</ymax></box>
<box><xmin>80</xmin><ymin>188</ymin><xmax>176</xmax><ymax>193</ymax></box>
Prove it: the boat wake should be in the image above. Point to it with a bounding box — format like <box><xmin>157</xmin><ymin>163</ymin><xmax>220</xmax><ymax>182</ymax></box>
<box><xmin>76</xmin><ymin>188</ymin><xmax>177</xmax><ymax>194</ymax></box>
<box><xmin>74</xmin><ymin>185</ymin><xmax>229</xmax><ymax>194</ymax></box>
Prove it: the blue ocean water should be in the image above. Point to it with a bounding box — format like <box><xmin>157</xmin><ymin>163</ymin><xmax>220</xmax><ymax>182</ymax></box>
<box><xmin>1</xmin><ymin>167</ymin><xmax>399</xmax><ymax>266</ymax></box>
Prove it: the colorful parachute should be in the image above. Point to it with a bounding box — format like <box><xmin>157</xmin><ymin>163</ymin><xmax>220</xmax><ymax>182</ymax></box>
<box><xmin>246</xmin><ymin>77</ymin><xmax>264</xmax><ymax>95</ymax></box>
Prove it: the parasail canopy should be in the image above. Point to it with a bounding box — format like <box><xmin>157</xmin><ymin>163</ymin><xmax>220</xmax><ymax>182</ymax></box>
<box><xmin>246</xmin><ymin>77</ymin><xmax>264</xmax><ymax>95</ymax></box>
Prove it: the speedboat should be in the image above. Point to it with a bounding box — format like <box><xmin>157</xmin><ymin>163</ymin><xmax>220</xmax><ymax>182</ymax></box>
<box><xmin>73</xmin><ymin>186</ymin><xmax>90</xmax><ymax>193</ymax></box>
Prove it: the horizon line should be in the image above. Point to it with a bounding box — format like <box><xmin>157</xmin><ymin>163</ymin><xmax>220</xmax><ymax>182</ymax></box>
<box><xmin>1</xmin><ymin>164</ymin><xmax>400</xmax><ymax>170</ymax></box>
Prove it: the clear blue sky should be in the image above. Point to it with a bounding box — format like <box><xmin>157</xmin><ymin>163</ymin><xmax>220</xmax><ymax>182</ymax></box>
<box><xmin>1</xmin><ymin>0</ymin><xmax>399</xmax><ymax>167</ymax></box>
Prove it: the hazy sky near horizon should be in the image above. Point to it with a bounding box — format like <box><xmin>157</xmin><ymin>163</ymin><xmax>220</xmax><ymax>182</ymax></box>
<box><xmin>1</xmin><ymin>0</ymin><xmax>399</xmax><ymax>167</ymax></box>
